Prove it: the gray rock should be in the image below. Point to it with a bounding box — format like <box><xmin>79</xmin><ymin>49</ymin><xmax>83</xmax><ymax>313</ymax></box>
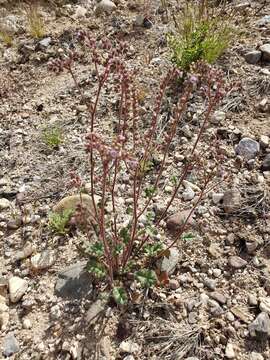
<box><xmin>55</xmin><ymin>262</ymin><xmax>93</xmax><ymax>299</ymax></box>
<box><xmin>15</xmin><ymin>241</ymin><xmax>35</xmax><ymax>261</ymax></box>
<box><xmin>203</xmin><ymin>278</ymin><xmax>216</xmax><ymax>290</ymax></box>
<box><xmin>261</xmin><ymin>154</ymin><xmax>270</xmax><ymax>171</ymax></box>
<box><xmin>182</xmin><ymin>187</ymin><xmax>195</xmax><ymax>201</ymax></box>
<box><xmin>249</xmin><ymin>312</ymin><xmax>270</xmax><ymax>339</ymax></box>
<box><xmin>228</xmin><ymin>256</ymin><xmax>247</xmax><ymax>269</ymax></box>
<box><xmin>185</xmin><ymin>358</ymin><xmax>199</xmax><ymax>360</ymax></box>
<box><xmin>86</xmin><ymin>299</ymin><xmax>106</xmax><ymax>323</ymax></box>
<box><xmin>244</xmin><ymin>50</ymin><xmax>261</xmax><ymax>64</ymax></box>
<box><xmin>3</xmin><ymin>333</ymin><xmax>20</xmax><ymax>357</ymax></box>
<box><xmin>157</xmin><ymin>248</ymin><xmax>180</xmax><ymax>275</ymax></box>
<box><xmin>260</xmin><ymin>44</ymin><xmax>270</xmax><ymax>62</ymax></box>
<box><xmin>210</xmin><ymin>291</ymin><xmax>227</xmax><ymax>305</ymax></box>
<box><xmin>235</xmin><ymin>137</ymin><xmax>260</xmax><ymax>160</ymax></box>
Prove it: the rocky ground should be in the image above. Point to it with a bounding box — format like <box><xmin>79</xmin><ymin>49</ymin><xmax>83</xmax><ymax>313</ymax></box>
<box><xmin>0</xmin><ymin>0</ymin><xmax>270</xmax><ymax>359</ymax></box>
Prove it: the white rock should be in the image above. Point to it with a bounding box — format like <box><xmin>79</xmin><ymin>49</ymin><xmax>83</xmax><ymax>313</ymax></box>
<box><xmin>30</xmin><ymin>250</ymin><xmax>56</xmax><ymax>270</ymax></box>
<box><xmin>0</xmin><ymin>198</ymin><xmax>11</xmax><ymax>210</ymax></box>
<box><xmin>95</xmin><ymin>0</ymin><xmax>116</xmax><ymax>14</ymax></box>
<box><xmin>260</xmin><ymin>43</ymin><xmax>270</xmax><ymax>62</ymax></box>
<box><xmin>260</xmin><ymin>135</ymin><xmax>269</xmax><ymax>148</ymax></box>
<box><xmin>22</xmin><ymin>318</ymin><xmax>32</xmax><ymax>329</ymax></box>
<box><xmin>211</xmin><ymin>110</ymin><xmax>226</xmax><ymax>124</ymax></box>
<box><xmin>212</xmin><ymin>268</ymin><xmax>222</xmax><ymax>278</ymax></box>
<box><xmin>212</xmin><ymin>192</ymin><xmax>224</xmax><ymax>205</ymax></box>
<box><xmin>119</xmin><ymin>340</ymin><xmax>140</xmax><ymax>354</ymax></box>
<box><xmin>183</xmin><ymin>180</ymin><xmax>201</xmax><ymax>192</ymax></box>
<box><xmin>259</xmin><ymin>297</ymin><xmax>270</xmax><ymax>315</ymax></box>
<box><xmin>250</xmin><ymin>352</ymin><xmax>264</xmax><ymax>360</ymax></box>
<box><xmin>9</xmin><ymin>276</ymin><xmax>28</xmax><ymax>303</ymax></box>
<box><xmin>182</xmin><ymin>187</ymin><xmax>195</xmax><ymax>201</ymax></box>
<box><xmin>0</xmin><ymin>299</ymin><xmax>9</xmax><ymax>331</ymax></box>
<box><xmin>74</xmin><ymin>6</ymin><xmax>87</xmax><ymax>18</ymax></box>
<box><xmin>225</xmin><ymin>342</ymin><xmax>235</xmax><ymax>358</ymax></box>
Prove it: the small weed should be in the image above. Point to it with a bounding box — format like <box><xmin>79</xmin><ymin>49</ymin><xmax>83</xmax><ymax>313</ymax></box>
<box><xmin>26</xmin><ymin>4</ymin><xmax>45</xmax><ymax>39</ymax></box>
<box><xmin>49</xmin><ymin>34</ymin><xmax>227</xmax><ymax>305</ymax></box>
<box><xmin>43</xmin><ymin>126</ymin><xmax>63</xmax><ymax>149</ymax></box>
<box><xmin>48</xmin><ymin>209</ymin><xmax>73</xmax><ymax>235</ymax></box>
<box><xmin>168</xmin><ymin>1</ymin><xmax>234</xmax><ymax>70</ymax></box>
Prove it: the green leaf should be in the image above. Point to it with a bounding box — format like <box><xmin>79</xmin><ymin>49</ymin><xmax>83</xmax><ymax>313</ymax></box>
<box><xmin>113</xmin><ymin>244</ymin><xmax>123</xmax><ymax>255</ymax></box>
<box><xmin>144</xmin><ymin>186</ymin><xmax>156</xmax><ymax>198</ymax></box>
<box><xmin>135</xmin><ymin>269</ymin><xmax>157</xmax><ymax>288</ymax></box>
<box><xmin>171</xmin><ymin>175</ymin><xmax>177</xmax><ymax>186</ymax></box>
<box><xmin>182</xmin><ymin>232</ymin><xmax>195</xmax><ymax>241</ymax></box>
<box><xmin>48</xmin><ymin>209</ymin><xmax>73</xmax><ymax>235</ymax></box>
<box><xmin>119</xmin><ymin>226</ymin><xmax>131</xmax><ymax>244</ymax></box>
<box><xmin>112</xmin><ymin>287</ymin><xmax>128</xmax><ymax>305</ymax></box>
<box><xmin>126</xmin><ymin>206</ymin><xmax>133</xmax><ymax>215</ymax></box>
<box><xmin>143</xmin><ymin>242</ymin><xmax>164</xmax><ymax>257</ymax></box>
<box><xmin>88</xmin><ymin>259</ymin><xmax>106</xmax><ymax>278</ymax></box>
<box><xmin>89</xmin><ymin>242</ymin><xmax>104</xmax><ymax>257</ymax></box>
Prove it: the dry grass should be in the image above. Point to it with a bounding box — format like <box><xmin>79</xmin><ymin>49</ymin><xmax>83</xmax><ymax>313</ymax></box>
<box><xmin>0</xmin><ymin>27</ymin><xmax>13</xmax><ymax>47</ymax></box>
<box><xmin>132</xmin><ymin>316</ymin><xmax>202</xmax><ymax>359</ymax></box>
<box><xmin>25</xmin><ymin>3</ymin><xmax>45</xmax><ymax>39</ymax></box>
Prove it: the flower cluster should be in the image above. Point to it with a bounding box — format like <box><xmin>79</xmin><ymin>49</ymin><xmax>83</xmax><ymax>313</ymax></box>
<box><xmin>86</xmin><ymin>132</ymin><xmax>138</xmax><ymax>169</ymax></box>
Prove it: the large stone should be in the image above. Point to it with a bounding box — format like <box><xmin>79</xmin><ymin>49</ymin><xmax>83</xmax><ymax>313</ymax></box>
<box><xmin>166</xmin><ymin>210</ymin><xmax>195</xmax><ymax>232</ymax></box>
<box><xmin>8</xmin><ymin>276</ymin><xmax>28</xmax><ymax>303</ymax></box>
<box><xmin>260</xmin><ymin>44</ymin><xmax>270</xmax><ymax>62</ymax></box>
<box><xmin>0</xmin><ymin>198</ymin><xmax>11</xmax><ymax>210</ymax></box>
<box><xmin>157</xmin><ymin>248</ymin><xmax>180</xmax><ymax>275</ymax></box>
<box><xmin>261</xmin><ymin>154</ymin><xmax>270</xmax><ymax>171</ymax></box>
<box><xmin>95</xmin><ymin>0</ymin><xmax>116</xmax><ymax>14</ymax></box>
<box><xmin>250</xmin><ymin>352</ymin><xmax>264</xmax><ymax>360</ymax></box>
<box><xmin>2</xmin><ymin>333</ymin><xmax>20</xmax><ymax>357</ymax></box>
<box><xmin>55</xmin><ymin>262</ymin><xmax>93</xmax><ymax>299</ymax></box>
<box><xmin>259</xmin><ymin>297</ymin><xmax>270</xmax><ymax>315</ymax></box>
<box><xmin>53</xmin><ymin>194</ymin><xmax>94</xmax><ymax>214</ymax></box>
<box><xmin>15</xmin><ymin>241</ymin><xmax>35</xmax><ymax>261</ymax></box>
<box><xmin>249</xmin><ymin>312</ymin><xmax>270</xmax><ymax>339</ymax></box>
<box><xmin>244</xmin><ymin>50</ymin><xmax>261</xmax><ymax>64</ymax></box>
<box><xmin>235</xmin><ymin>138</ymin><xmax>260</xmax><ymax>160</ymax></box>
<box><xmin>30</xmin><ymin>250</ymin><xmax>56</xmax><ymax>270</ymax></box>
<box><xmin>225</xmin><ymin>343</ymin><xmax>235</xmax><ymax>359</ymax></box>
<box><xmin>228</xmin><ymin>256</ymin><xmax>247</xmax><ymax>269</ymax></box>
